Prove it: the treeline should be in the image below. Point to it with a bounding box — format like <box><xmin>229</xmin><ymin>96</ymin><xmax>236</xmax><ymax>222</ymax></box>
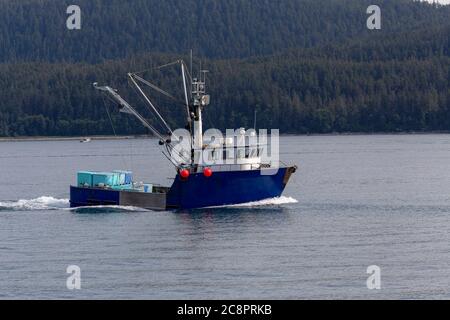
<box><xmin>0</xmin><ymin>47</ymin><xmax>449</xmax><ymax>136</ymax></box>
<box><xmin>0</xmin><ymin>0</ymin><xmax>450</xmax><ymax>136</ymax></box>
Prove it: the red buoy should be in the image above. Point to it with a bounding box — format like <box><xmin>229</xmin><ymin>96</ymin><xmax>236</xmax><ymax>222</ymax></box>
<box><xmin>203</xmin><ymin>167</ymin><xmax>213</xmax><ymax>177</ymax></box>
<box><xmin>180</xmin><ymin>169</ymin><xmax>190</xmax><ymax>179</ymax></box>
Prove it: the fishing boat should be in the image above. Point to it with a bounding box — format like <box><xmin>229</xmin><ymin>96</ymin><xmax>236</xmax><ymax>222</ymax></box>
<box><xmin>70</xmin><ymin>59</ymin><xmax>296</xmax><ymax>210</ymax></box>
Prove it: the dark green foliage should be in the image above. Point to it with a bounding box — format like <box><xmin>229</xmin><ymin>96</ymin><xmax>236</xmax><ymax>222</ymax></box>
<box><xmin>0</xmin><ymin>0</ymin><xmax>449</xmax><ymax>136</ymax></box>
<box><xmin>3</xmin><ymin>0</ymin><xmax>447</xmax><ymax>63</ymax></box>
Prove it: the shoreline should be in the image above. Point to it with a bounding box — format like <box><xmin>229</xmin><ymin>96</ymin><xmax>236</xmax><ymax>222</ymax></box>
<box><xmin>2</xmin><ymin>131</ymin><xmax>450</xmax><ymax>142</ymax></box>
<box><xmin>0</xmin><ymin>135</ymin><xmax>150</xmax><ymax>142</ymax></box>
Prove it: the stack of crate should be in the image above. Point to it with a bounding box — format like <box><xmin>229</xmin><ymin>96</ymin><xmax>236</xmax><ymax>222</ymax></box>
<box><xmin>77</xmin><ymin>171</ymin><xmax>133</xmax><ymax>189</ymax></box>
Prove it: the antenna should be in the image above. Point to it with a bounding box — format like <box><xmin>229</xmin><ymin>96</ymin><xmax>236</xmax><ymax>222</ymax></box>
<box><xmin>253</xmin><ymin>109</ymin><xmax>257</xmax><ymax>130</ymax></box>
<box><xmin>190</xmin><ymin>49</ymin><xmax>193</xmax><ymax>79</ymax></box>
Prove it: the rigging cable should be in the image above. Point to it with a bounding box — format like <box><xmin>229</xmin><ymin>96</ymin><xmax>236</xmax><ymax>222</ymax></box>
<box><xmin>131</xmin><ymin>74</ymin><xmax>186</xmax><ymax>106</ymax></box>
<box><xmin>128</xmin><ymin>74</ymin><xmax>173</xmax><ymax>135</ymax></box>
<box><xmin>127</xmin><ymin>78</ymin><xmax>169</xmax><ymax>139</ymax></box>
<box><xmin>101</xmin><ymin>95</ymin><xmax>129</xmax><ymax>170</ymax></box>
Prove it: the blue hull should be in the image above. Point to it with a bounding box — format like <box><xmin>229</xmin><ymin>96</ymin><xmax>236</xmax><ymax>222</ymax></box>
<box><xmin>70</xmin><ymin>167</ymin><xmax>296</xmax><ymax>210</ymax></box>
<box><xmin>166</xmin><ymin>167</ymin><xmax>293</xmax><ymax>209</ymax></box>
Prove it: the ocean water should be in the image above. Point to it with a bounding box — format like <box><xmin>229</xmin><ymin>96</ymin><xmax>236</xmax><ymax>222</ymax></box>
<box><xmin>1</xmin><ymin>134</ymin><xmax>450</xmax><ymax>299</ymax></box>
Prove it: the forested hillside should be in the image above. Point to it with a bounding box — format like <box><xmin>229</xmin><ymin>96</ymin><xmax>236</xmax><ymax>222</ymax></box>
<box><xmin>1</xmin><ymin>0</ymin><xmax>448</xmax><ymax>63</ymax></box>
<box><xmin>0</xmin><ymin>0</ymin><xmax>449</xmax><ymax>136</ymax></box>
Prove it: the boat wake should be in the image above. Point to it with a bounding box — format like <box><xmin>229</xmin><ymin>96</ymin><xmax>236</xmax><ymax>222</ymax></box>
<box><xmin>208</xmin><ymin>196</ymin><xmax>298</xmax><ymax>209</ymax></box>
<box><xmin>0</xmin><ymin>195</ymin><xmax>298</xmax><ymax>212</ymax></box>
<box><xmin>71</xmin><ymin>197</ymin><xmax>299</xmax><ymax>212</ymax></box>
<box><xmin>0</xmin><ymin>196</ymin><xmax>69</xmax><ymax>211</ymax></box>
<box><xmin>66</xmin><ymin>205</ymin><xmax>150</xmax><ymax>213</ymax></box>
<box><xmin>0</xmin><ymin>196</ymin><xmax>151</xmax><ymax>213</ymax></box>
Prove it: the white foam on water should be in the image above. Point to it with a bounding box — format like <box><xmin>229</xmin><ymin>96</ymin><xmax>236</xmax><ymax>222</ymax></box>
<box><xmin>65</xmin><ymin>205</ymin><xmax>150</xmax><ymax>212</ymax></box>
<box><xmin>0</xmin><ymin>196</ymin><xmax>298</xmax><ymax>212</ymax></box>
<box><xmin>208</xmin><ymin>196</ymin><xmax>299</xmax><ymax>209</ymax></box>
<box><xmin>0</xmin><ymin>196</ymin><xmax>69</xmax><ymax>211</ymax></box>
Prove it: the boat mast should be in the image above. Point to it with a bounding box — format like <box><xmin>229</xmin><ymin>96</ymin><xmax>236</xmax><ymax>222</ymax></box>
<box><xmin>181</xmin><ymin>63</ymin><xmax>191</xmax><ymax>130</ymax></box>
<box><xmin>191</xmin><ymin>69</ymin><xmax>209</xmax><ymax>151</ymax></box>
<box><xmin>93</xmin><ymin>58</ymin><xmax>210</xmax><ymax>169</ymax></box>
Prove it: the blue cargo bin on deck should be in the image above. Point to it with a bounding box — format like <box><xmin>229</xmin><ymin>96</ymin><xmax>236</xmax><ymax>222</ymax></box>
<box><xmin>77</xmin><ymin>171</ymin><xmax>94</xmax><ymax>187</ymax></box>
<box><xmin>92</xmin><ymin>172</ymin><xmax>116</xmax><ymax>187</ymax></box>
<box><xmin>113</xmin><ymin>170</ymin><xmax>133</xmax><ymax>185</ymax></box>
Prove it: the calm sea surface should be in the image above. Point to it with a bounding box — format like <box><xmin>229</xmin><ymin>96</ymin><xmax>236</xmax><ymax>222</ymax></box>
<box><xmin>1</xmin><ymin>134</ymin><xmax>450</xmax><ymax>299</ymax></box>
